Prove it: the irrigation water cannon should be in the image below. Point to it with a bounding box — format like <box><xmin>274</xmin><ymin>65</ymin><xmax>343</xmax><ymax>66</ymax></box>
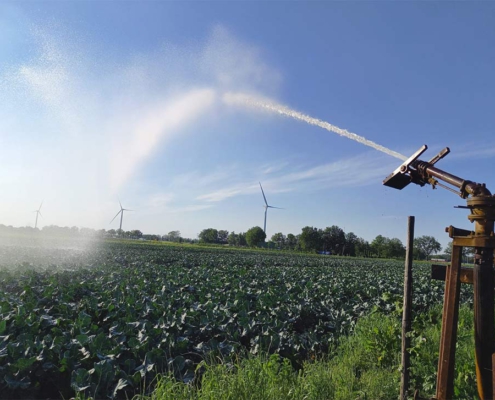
<box><xmin>384</xmin><ymin>145</ymin><xmax>495</xmax><ymax>400</ymax></box>
<box><xmin>384</xmin><ymin>144</ymin><xmax>493</xmax><ymax>199</ymax></box>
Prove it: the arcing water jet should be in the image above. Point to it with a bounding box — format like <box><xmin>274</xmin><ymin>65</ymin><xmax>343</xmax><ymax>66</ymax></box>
<box><xmin>223</xmin><ymin>92</ymin><xmax>407</xmax><ymax>161</ymax></box>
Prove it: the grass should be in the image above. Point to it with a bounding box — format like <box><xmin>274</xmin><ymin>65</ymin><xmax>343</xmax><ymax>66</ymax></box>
<box><xmin>139</xmin><ymin>305</ymin><xmax>477</xmax><ymax>400</ymax></box>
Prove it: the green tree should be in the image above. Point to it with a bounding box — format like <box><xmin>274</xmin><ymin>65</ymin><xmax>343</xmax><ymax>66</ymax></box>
<box><xmin>143</xmin><ymin>234</ymin><xmax>160</xmax><ymax>241</ymax></box>
<box><xmin>238</xmin><ymin>232</ymin><xmax>247</xmax><ymax>246</ymax></box>
<box><xmin>227</xmin><ymin>231</ymin><xmax>239</xmax><ymax>246</ymax></box>
<box><xmin>414</xmin><ymin>235</ymin><xmax>442</xmax><ymax>260</ymax></box>
<box><xmin>218</xmin><ymin>230</ymin><xmax>229</xmax><ymax>244</ymax></box>
<box><xmin>130</xmin><ymin>230</ymin><xmax>143</xmax><ymax>239</ymax></box>
<box><xmin>168</xmin><ymin>230</ymin><xmax>181</xmax><ymax>242</ymax></box>
<box><xmin>299</xmin><ymin>226</ymin><xmax>321</xmax><ymax>252</ymax></box>
<box><xmin>322</xmin><ymin>225</ymin><xmax>346</xmax><ymax>254</ymax></box>
<box><xmin>245</xmin><ymin>226</ymin><xmax>266</xmax><ymax>247</ymax></box>
<box><xmin>384</xmin><ymin>238</ymin><xmax>405</xmax><ymax>259</ymax></box>
<box><xmin>355</xmin><ymin>237</ymin><xmax>372</xmax><ymax>257</ymax></box>
<box><xmin>344</xmin><ymin>232</ymin><xmax>358</xmax><ymax>256</ymax></box>
<box><xmin>371</xmin><ymin>235</ymin><xmax>388</xmax><ymax>258</ymax></box>
<box><xmin>198</xmin><ymin>228</ymin><xmax>218</xmax><ymax>244</ymax></box>
<box><xmin>271</xmin><ymin>232</ymin><xmax>286</xmax><ymax>248</ymax></box>
<box><xmin>286</xmin><ymin>233</ymin><xmax>297</xmax><ymax>250</ymax></box>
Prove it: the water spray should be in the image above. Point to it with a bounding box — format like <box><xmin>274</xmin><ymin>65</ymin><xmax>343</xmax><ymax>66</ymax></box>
<box><xmin>384</xmin><ymin>145</ymin><xmax>495</xmax><ymax>400</ymax></box>
<box><xmin>223</xmin><ymin>92</ymin><xmax>407</xmax><ymax>161</ymax></box>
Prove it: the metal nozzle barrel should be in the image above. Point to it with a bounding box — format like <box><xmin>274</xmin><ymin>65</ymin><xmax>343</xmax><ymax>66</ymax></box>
<box><xmin>383</xmin><ymin>145</ymin><xmax>490</xmax><ymax>198</ymax></box>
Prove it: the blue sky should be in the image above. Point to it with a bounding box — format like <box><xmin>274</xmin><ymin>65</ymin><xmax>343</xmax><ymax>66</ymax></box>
<box><xmin>1</xmin><ymin>2</ymin><xmax>494</xmax><ymax>248</ymax></box>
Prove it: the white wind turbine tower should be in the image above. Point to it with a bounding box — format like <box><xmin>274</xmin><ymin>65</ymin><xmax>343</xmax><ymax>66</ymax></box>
<box><xmin>34</xmin><ymin>201</ymin><xmax>43</xmax><ymax>229</ymax></box>
<box><xmin>259</xmin><ymin>182</ymin><xmax>283</xmax><ymax>234</ymax></box>
<box><xmin>110</xmin><ymin>201</ymin><xmax>133</xmax><ymax>236</ymax></box>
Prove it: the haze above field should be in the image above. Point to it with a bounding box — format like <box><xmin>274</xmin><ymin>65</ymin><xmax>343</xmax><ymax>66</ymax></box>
<box><xmin>1</xmin><ymin>2</ymin><xmax>494</xmax><ymax>248</ymax></box>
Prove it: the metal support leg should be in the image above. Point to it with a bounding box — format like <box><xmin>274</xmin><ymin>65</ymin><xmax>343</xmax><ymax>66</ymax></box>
<box><xmin>474</xmin><ymin>246</ymin><xmax>495</xmax><ymax>399</ymax></box>
<box><xmin>436</xmin><ymin>244</ymin><xmax>462</xmax><ymax>400</ymax></box>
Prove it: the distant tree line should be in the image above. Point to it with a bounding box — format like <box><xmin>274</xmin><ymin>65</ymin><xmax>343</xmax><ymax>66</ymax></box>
<box><xmin>287</xmin><ymin>226</ymin><xmax>407</xmax><ymax>258</ymax></box>
<box><xmin>0</xmin><ymin>225</ymin><xmax>196</xmax><ymax>244</ymax></box>
<box><xmin>198</xmin><ymin>229</ymin><xmax>232</xmax><ymax>245</ymax></box>
<box><xmin>197</xmin><ymin>225</ymin><xmax>443</xmax><ymax>260</ymax></box>
<box><xmin>413</xmin><ymin>235</ymin><xmax>442</xmax><ymax>260</ymax></box>
<box><xmin>0</xmin><ymin>223</ymin><xmax>444</xmax><ymax>260</ymax></box>
<box><xmin>0</xmin><ymin>224</ymin><xmax>109</xmax><ymax>238</ymax></box>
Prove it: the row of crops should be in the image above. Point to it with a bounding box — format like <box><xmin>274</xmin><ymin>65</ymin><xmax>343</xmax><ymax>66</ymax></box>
<box><xmin>0</xmin><ymin>241</ymin><xmax>473</xmax><ymax>399</ymax></box>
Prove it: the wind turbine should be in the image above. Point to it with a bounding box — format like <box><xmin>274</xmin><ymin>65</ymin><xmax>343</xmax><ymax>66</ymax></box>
<box><xmin>259</xmin><ymin>182</ymin><xmax>283</xmax><ymax>234</ymax></box>
<box><xmin>110</xmin><ymin>201</ymin><xmax>133</xmax><ymax>236</ymax></box>
<box><xmin>34</xmin><ymin>201</ymin><xmax>43</xmax><ymax>229</ymax></box>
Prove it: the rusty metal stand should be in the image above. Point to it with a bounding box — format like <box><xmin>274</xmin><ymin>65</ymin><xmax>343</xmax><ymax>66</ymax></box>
<box><xmin>436</xmin><ymin>242</ymin><xmax>463</xmax><ymax>400</ymax></box>
<box><xmin>433</xmin><ymin>216</ymin><xmax>495</xmax><ymax>399</ymax></box>
<box><xmin>382</xmin><ymin>145</ymin><xmax>495</xmax><ymax>400</ymax></box>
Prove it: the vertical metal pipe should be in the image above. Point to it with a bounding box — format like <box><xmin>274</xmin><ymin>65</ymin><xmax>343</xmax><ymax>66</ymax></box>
<box><xmin>436</xmin><ymin>244</ymin><xmax>463</xmax><ymax>400</ymax></box>
<box><xmin>401</xmin><ymin>216</ymin><xmax>415</xmax><ymax>400</ymax></box>
<box><xmin>474</xmin><ymin>246</ymin><xmax>495</xmax><ymax>399</ymax></box>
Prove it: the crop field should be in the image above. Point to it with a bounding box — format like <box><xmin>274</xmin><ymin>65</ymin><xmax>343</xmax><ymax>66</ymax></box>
<box><xmin>0</xmin><ymin>241</ymin><xmax>473</xmax><ymax>399</ymax></box>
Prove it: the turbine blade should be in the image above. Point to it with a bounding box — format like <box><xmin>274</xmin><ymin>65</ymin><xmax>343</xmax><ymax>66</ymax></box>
<box><xmin>268</xmin><ymin>206</ymin><xmax>284</xmax><ymax>209</ymax></box>
<box><xmin>38</xmin><ymin>201</ymin><xmax>44</xmax><ymax>211</ymax></box>
<box><xmin>110</xmin><ymin>210</ymin><xmax>122</xmax><ymax>223</ymax></box>
<box><xmin>38</xmin><ymin>211</ymin><xmax>43</xmax><ymax>217</ymax></box>
<box><xmin>259</xmin><ymin>182</ymin><xmax>268</xmax><ymax>206</ymax></box>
